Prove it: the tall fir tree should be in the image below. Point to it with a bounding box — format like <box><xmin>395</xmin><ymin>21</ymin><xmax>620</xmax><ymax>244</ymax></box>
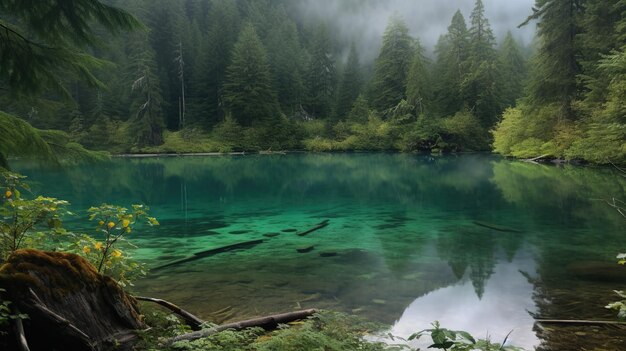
<box><xmin>498</xmin><ymin>32</ymin><xmax>527</xmax><ymax>108</ymax></box>
<box><xmin>462</xmin><ymin>0</ymin><xmax>501</xmax><ymax>126</ymax></box>
<box><xmin>334</xmin><ymin>43</ymin><xmax>363</xmax><ymax>120</ymax></box>
<box><xmin>222</xmin><ymin>24</ymin><xmax>279</xmax><ymax>127</ymax></box>
<box><xmin>432</xmin><ymin>11</ymin><xmax>470</xmax><ymax>117</ymax></box>
<box><xmin>406</xmin><ymin>38</ymin><xmax>431</xmax><ymax>116</ymax></box>
<box><xmin>522</xmin><ymin>0</ymin><xmax>583</xmax><ymax>119</ymax></box>
<box><xmin>305</xmin><ymin>24</ymin><xmax>337</xmax><ymax>118</ymax></box>
<box><xmin>370</xmin><ymin>15</ymin><xmax>414</xmax><ymax>112</ymax></box>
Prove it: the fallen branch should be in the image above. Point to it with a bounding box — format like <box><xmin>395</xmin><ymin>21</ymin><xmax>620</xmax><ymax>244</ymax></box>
<box><xmin>297</xmin><ymin>220</ymin><xmax>330</xmax><ymax>237</ymax></box>
<box><xmin>523</xmin><ymin>154</ymin><xmax>550</xmax><ymax>163</ymax></box>
<box><xmin>168</xmin><ymin>309</ymin><xmax>318</xmax><ymax>345</ymax></box>
<box><xmin>535</xmin><ymin>319</ymin><xmax>626</xmax><ymax>326</ymax></box>
<box><xmin>152</xmin><ymin>239</ymin><xmax>265</xmax><ymax>271</ymax></box>
<box><xmin>135</xmin><ymin>296</ymin><xmax>204</xmax><ymax>330</ymax></box>
<box><xmin>12</xmin><ymin>307</ymin><xmax>30</xmax><ymax>351</ymax></box>
<box><xmin>473</xmin><ymin>221</ymin><xmax>523</xmax><ymax>233</ymax></box>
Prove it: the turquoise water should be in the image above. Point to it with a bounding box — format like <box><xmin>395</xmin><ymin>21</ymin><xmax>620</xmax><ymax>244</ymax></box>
<box><xmin>14</xmin><ymin>154</ymin><xmax>626</xmax><ymax>349</ymax></box>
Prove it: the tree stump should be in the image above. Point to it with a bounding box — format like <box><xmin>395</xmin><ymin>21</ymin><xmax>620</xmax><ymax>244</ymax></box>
<box><xmin>0</xmin><ymin>249</ymin><xmax>145</xmax><ymax>351</ymax></box>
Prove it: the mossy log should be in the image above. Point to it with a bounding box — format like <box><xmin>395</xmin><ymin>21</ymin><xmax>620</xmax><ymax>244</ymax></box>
<box><xmin>0</xmin><ymin>249</ymin><xmax>145</xmax><ymax>351</ymax></box>
<box><xmin>168</xmin><ymin>309</ymin><xmax>318</xmax><ymax>344</ymax></box>
<box><xmin>297</xmin><ymin>220</ymin><xmax>330</xmax><ymax>237</ymax></box>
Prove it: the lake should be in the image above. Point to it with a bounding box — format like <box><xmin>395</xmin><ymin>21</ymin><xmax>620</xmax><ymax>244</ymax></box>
<box><xmin>14</xmin><ymin>153</ymin><xmax>626</xmax><ymax>349</ymax></box>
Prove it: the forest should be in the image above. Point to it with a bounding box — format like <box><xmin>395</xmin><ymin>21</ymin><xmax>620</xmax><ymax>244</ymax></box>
<box><xmin>1</xmin><ymin>0</ymin><xmax>623</xmax><ymax>164</ymax></box>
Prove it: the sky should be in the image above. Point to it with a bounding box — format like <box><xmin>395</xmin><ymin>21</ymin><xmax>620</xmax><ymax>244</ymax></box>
<box><xmin>293</xmin><ymin>0</ymin><xmax>537</xmax><ymax>62</ymax></box>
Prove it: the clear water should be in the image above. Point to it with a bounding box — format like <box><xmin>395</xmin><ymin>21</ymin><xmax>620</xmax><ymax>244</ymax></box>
<box><xmin>13</xmin><ymin>154</ymin><xmax>626</xmax><ymax>349</ymax></box>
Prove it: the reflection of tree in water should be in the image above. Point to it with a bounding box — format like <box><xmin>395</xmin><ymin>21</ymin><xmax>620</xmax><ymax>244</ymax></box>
<box><xmin>435</xmin><ymin>228</ymin><xmax>498</xmax><ymax>299</ymax></box>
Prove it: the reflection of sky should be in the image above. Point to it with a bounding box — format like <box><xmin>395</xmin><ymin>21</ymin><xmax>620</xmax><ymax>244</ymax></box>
<box><xmin>387</xmin><ymin>254</ymin><xmax>539</xmax><ymax>350</ymax></box>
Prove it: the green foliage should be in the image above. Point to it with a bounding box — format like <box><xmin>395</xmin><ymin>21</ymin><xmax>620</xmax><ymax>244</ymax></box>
<box><xmin>498</xmin><ymin>32</ymin><xmax>527</xmax><ymax>108</ymax></box>
<box><xmin>335</xmin><ymin>43</ymin><xmax>363</xmax><ymax>120</ymax></box>
<box><xmin>0</xmin><ymin>0</ymin><xmax>142</xmax><ymax>97</ymax></box>
<box><xmin>306</xmin><ymin>24</ymin><xmax>337</xmax><ymax>118</ymax></box>
<box><xmin>406</xmin><ymin>40</ymin><xmax>432</xmax><ymax>116</ymax></box>
<box><xmin>0</xmin><ymin>288</ymin><xmax>28</xmax><ymax>335</ymax></box>
<box><xmin>0</xmin><ymin>171</ymin><xmax>69</xmax><ymax>259</ymax></box>
<box><xmin>440</xmin><ymin>111</ymin><xmax>490</xmax><ymax>151</ymax></box>
<box><xmin>212</xmin><ymin>115</ymin><xmax>245</xmax><ymax>152</ymax></box>
<box><xmin>223</xmin><ymin>24</ymin><xmax>279</xmax><ymax>127</ymax></box>
<box><xmin>0</xmin><ymin>111</ymin><xmax>55</xmax><ymax>168</ymax></box>
<box><xmin>409</xmin><ymin>321</ymin><xmax>522</xmax><ymax>351</ymax></box>
<box><xmin>370</xmin><ymin>16</ymin><xmax>414</xmax><ymax>111</ymax></box>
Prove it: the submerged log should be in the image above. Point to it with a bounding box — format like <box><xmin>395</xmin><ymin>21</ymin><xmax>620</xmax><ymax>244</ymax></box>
<box><xmin>473</xmin><ymin>221</ymin><xmax>523</xmax><ymax>233</ymax></box>
<box><xmin>135</xmin><ymin>296</ymin><xmax>204</xmax><ymax>330</ymax></box>
<box><xmin>168</xmin><ymin>309</ymin><xmax>318</xmax><ymax>344</ymax></box>
<box><xmin>152</xmin><ymin>239</ymin><xmax>265</xmax><ymax>271</ymax></box>
<box><xmin>0</xmin><ymin>249</ymin><xmax>145</xmax><ymax>351</ymax></box>
<box><xmin>297</xmin><ymin>220</ymin><xmax>330</xmax><ymax>237</ymax></box>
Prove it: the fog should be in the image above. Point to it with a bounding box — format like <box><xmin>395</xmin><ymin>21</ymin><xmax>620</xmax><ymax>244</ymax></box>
<box><xmin>293</xmin><ymin>0</ymin><xmax>536</xmax><ymax>61</ymax></box>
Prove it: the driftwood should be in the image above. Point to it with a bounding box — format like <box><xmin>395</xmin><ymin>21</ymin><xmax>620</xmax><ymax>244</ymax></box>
<box><xmin>523</xmin><ymin>154</ymin><xmax>550</xmax><ymax>164</ymax></box>
<box><xmin>152</xmin><ymin>239</ymin><xmax>265</xmax><ymax>271</ymax></box>
<box><xmin>12</xmin><ymin>307</ymin><xmax>30</xmax><ymax>351</ymax></box>
<box><xmin>297</xmin><ymin>220</ymin><xmax>330</xmax><ymax>237</ymax></box>
<box><xmin>135</xmin><ymin>296</ymin><xmax>204</xmax><ymax>330</ymax></box>
<box><xmin>473</xmin><ymin>221</ymin><xmax>523</xmax><ymax>233</ymax></box>
<box><xmin>168</xmin><ymin>309</ymin><xmax>318</xmax><ymax>345</ymax></box>
<box><xmin>535</xmin><ymin>319</ymin><xmax>626</xmax><ymax>326</ymax></box>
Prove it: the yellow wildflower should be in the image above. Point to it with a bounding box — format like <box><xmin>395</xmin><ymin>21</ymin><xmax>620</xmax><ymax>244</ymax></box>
<box><xmin>94</xmin><ymin>242</ymin><xmax>103</xmax><ymax>250</ymax></box>
<box><xmin>125</xmin><ymin>227</ymin><xmax>132</xmax><ymax>233</ymax></box>
<box><xmin>107</xmin><ymin>222</ymin><xmax>115</xmax><ymax>229</ymax></box>
<box><xmin>98</xmin><ymin>220</ymin><xmax>105</xmax><ymax>226</ymax></box>
<box><xmin>112</xmin><ymin>250</ymin><xmax>122</xmax><ymax>258</ymax></box>
<box><xmin>5</xmin><ymin>190</ymin><xmax>12</xmax><ymax>198</ymax></box>
<box><xmin>122</xmin><ymin>219</ymin><xmax>130</xmax><ymax>228</ymax></box>
<box><xmin>82</xmin><ymin>246</ymin><xmax>91</xmax><ymax>254</ymax></box>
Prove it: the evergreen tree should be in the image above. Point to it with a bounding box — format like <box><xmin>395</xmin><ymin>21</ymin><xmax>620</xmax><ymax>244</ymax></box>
<box><xmin>522</xmin><ymin>0</ymin><xmax>583</xmax><ymax>119</ymax></box>
<box><xmin>498</xmin><ymin>32</ymin><xmax>527</xmax><ymax>107</ymax></box>
<box><xmin>462</xmin><ymin>0</ymin><xmax>501</xmax><ymax>126</ymax></box>
<box><xmin>128</xmin><ymin>36</ymin><xmax>165</xmax><ymax>147</ymax></box>
<box><xmin>222</xmin><ymin>24</ymin><xmax>279</xmax><ymax>127</ymax></box>
<box><xmin>265</xmin><ymin>8</ymin><xmax>306</xmax><ymax>116</ymax></box>
<box><xmin>334</xmin><ymin>43</ymin><xmax>363</xmax><ymax>120</ymax></box>
<box><xmin>432</xmin><ymin>11</ymin><xmax>470</xmax><ymax>117</ymax></box>
<box><xmin>406</xmin><ymin>38</ymin><xmax>431</xmax><ymax>116</ymax></box>
<box><xmin>370</xmin><ymin>15</ymin><xmax>414</xmax><ymax>112</ymax></box>
<box><xmin>305</xmin><ymin>24</ymin><xmax>337</xmax><ymax>118</ymax></box>
<box><xmin>189</xmin><ymin>0</ymin><xmax>241</xmax><ymax>128</ymax></box>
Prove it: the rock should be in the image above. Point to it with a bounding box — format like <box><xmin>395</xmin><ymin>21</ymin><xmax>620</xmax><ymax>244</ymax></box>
<box><xmin>0</xmin><ymin>249</ymin><xmax>145</xmax><ymax>351</ymax></box>
<box><xmin>296</xmin><ymin>245</ymin><xmax>315</xmax><ymax>253</ymax></box>
<box><xmin>228</xmin><ymin>230</ymin><xmax>251</xmax><ymax>235</ymax></box>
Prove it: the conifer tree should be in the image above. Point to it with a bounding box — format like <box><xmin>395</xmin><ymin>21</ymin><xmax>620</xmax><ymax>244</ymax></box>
<box><xmin>498</xmin><ymin>32</ymin><xmax>527</xmax><ymax>107</ymax></box>
<box><xmin>406</xmin><ymin>39</ymin><xmax>431</xmax><ymax>116</ymax></box>
<box><xmin>522</xmin><ymin>0</ymin><xmax>583</xmax><ymax>119</ymax></box>
<box><xmin>335</xmin><ymin>43</ymin><xmax>363</xmax><ymax>120</ymax></box>
<box><xmin>432</xmin><ymin>11</ymin><xmax>470</xmax><ymax>117</ymax></box>
<box><xmin>305</xmin><ymin>24</ymin><xmax>337</xmax><ymax>118</ymax></box>
<box><xmin>370</xmin><ymin>16</ymin><xmax>414</xmax><ymax>112</ymax></box>
<box><xmin>222</xmin><ymin>24</ymin><xmax>279</xmax><ymax>127</ymax></box>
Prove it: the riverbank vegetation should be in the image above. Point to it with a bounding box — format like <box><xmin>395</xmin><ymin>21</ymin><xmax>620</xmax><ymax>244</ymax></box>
<box><xmin>2</xmin><ymin>1</ymin><xmax>622</xmax><ymax>164</ymax></box>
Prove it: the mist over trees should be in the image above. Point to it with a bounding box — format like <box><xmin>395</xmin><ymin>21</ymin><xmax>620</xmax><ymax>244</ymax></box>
<box><xmin>0</xmin><ymin>0</ymin><xmax>624</xmax><ymax>163</ymax></box>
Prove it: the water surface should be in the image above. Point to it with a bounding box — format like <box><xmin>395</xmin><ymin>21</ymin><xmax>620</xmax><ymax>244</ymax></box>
<box><xmin>14</xmin><ymin>154</ymin><xmax>626</xmax><ymax>349</ymax></box>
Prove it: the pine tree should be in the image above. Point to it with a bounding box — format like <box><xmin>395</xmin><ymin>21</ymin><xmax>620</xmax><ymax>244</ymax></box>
<box><xmin>522</xmin><ymin>0</ymin><xmax>583</xmax><ymax>119</ymax></box>
<box><xmin>265</xmin><ymin>8</ymin><xmax>306</xmax><ymax>116</ymax></box>
<box><xmin>462</xmin><ymin>0</ymin><xmax>501</xmax><ymax>126</ymax></box>
<box><xmin>406</xmin><ymin>38</ymin><xmax>431</xmax><ymax>116</ymax></box>
<box><xmin>305</xmin><ymin>24</ymin><xmax>337</xmax><ymax>118</ymax></box>
<box><xmin>334</xmin><ymin>43</ymin><xmax>363</xmax><ymax>120</ymax></box>
<box><xmin>222</xmin><ymin>24</ymin><xmax>279</xmax><ymax>127</ymax></box>
<box><xmin>128</xmin><ymin>33</ymin><xmax>165</xmax><ymax>147</ymax></box>
<box><xmin>370</xmin><ymin>15</ymin><xmax>414</xmax><ymax>112</ymax></box>
<box><xmin>432</xmin><ymin>11</ymin><xmax>470</xmax><ymax>117</ymax></box>
<box><xmin>498</xmin><ymin>32</ymin><xmax>527</xmax><ymax>107</ymax></box>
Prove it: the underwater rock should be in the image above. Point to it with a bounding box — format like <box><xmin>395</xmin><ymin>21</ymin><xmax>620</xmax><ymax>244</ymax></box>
<box><xmin>229</xmin><ymin>230</ymin><xmax>251</xmax><ymax>235</ymax></box>
<box><xmin>0</xmin><ymin>249</ymin><xmax>145</xmax><ymax>351</ymax></box>
<box><xmin>263</xmin><ymin>233</ymin><xmax>280</xmax><ymax>238</ymax></box>
<box><xmin>296</xmin><ymin>245</ymin><xmax>315</xmax><ymax>253</ymax></box>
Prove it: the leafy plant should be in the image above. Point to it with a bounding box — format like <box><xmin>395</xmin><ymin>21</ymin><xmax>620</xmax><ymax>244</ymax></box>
<box><xmin>409</xmin><ymin>321</ymin><xmax>521</xmax><ymax>351</ymax></box>
<box><xmin>606</xmin><ymin>253</ymin><xmax>626</xmax><ymax>319</ymax></box>
<box><xmin>0</xmin><ymin>171</ymin><xmax>70</xmax><ymax>259</ymax></box>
